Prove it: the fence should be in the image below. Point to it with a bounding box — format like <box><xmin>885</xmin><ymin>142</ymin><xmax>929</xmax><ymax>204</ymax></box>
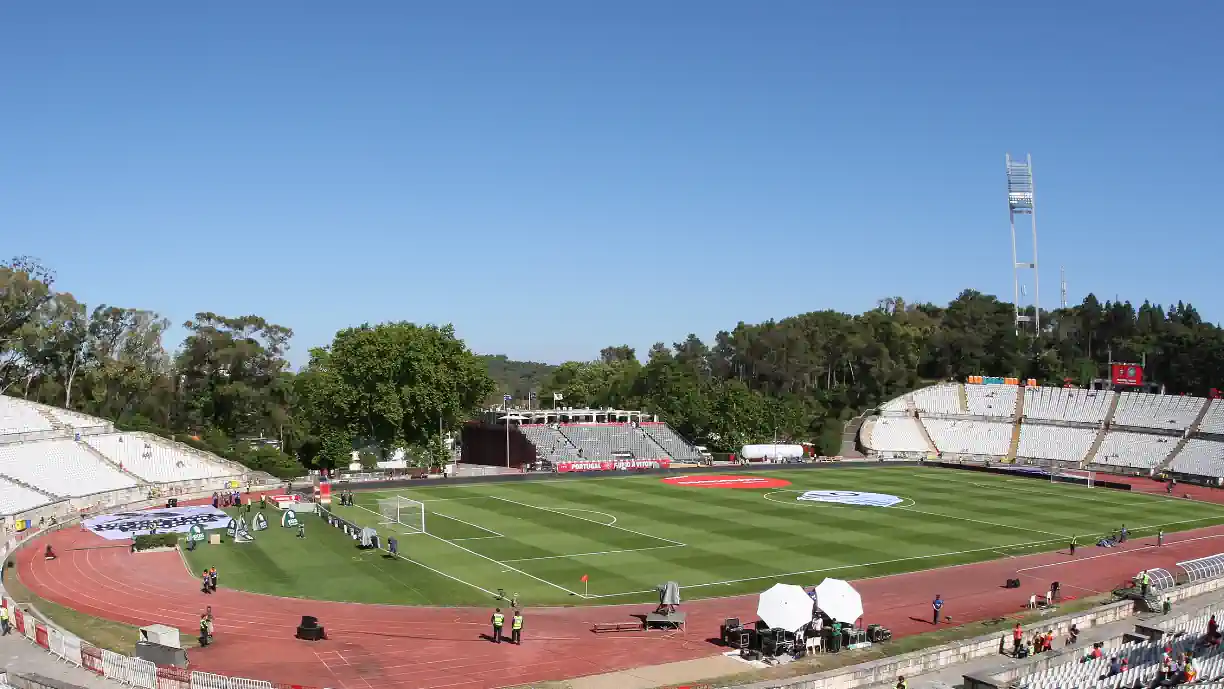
<box><xmin>1</xmin><ymin>594</ymin><xmax>326</xmax><ymax>689</ymax></box>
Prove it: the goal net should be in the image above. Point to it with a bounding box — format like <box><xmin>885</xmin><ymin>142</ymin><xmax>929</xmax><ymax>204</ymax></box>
<box><xmin>1053</xmin><ymin>469</ymin><xmax>1094</xmax><ymax>488</ymax></box>
<box><xmin>377</xmin><ymin>496</ymin><xmax>426</xmax><ymax>534</ymax></box>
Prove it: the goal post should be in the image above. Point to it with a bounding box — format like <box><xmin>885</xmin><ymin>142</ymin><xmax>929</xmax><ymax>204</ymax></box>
<box><xmin>377</xmin><ymin>496</ymin><xmax>426</xmax><ymax>534</ymax></box>
<box><xmin>1052</xmin><ymin>468</ymin><xmax>1094</xmax><ymax>488</ymax></box>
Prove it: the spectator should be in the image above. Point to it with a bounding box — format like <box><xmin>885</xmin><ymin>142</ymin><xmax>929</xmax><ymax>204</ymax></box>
<box><xmin>1065</xmin><ymin>624</ymin><xmax>1079</xmax><ymax>646</ymax></box>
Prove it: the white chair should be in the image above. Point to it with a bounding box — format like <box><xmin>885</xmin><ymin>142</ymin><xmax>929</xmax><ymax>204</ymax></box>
<box><xmin>806</xmin><ymin>634</ymin><xmax>823</xmax><ymax>654</ymax></box>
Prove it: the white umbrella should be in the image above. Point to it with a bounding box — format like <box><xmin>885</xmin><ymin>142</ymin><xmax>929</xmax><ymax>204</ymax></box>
<box><xmin>756</xmin><ymin>583</ymin><xmax>814</xmax><ymax>632</ymax></box>
<box><xmin>813</xmin><ymin>578</ymin><xmax>863</xmax><ymax>624</ymax></box>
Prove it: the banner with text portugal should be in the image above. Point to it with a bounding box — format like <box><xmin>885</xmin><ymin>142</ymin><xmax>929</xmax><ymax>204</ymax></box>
<box><xmin>556</xmin><ymin>459</ymin><xmax>671</xmax><ymax>473</ymax></box>
<box><xmin>1111</xmin><ymin>364</ymin><xmax>1144</xmax><ymax>387</ymax></box>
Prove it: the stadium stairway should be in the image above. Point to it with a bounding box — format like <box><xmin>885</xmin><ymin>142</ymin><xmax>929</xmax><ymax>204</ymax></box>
<box><xmin>956</xmin><ymin>383</ymin><xmax>969</xmax><ymax>413</ymax></box>
<box><xmin>77</xmin><ymin>440</ymin><xmax>149</xmax><ymax>484</ymax></box>
<box><xmin>1082</xmin><ymin>424</ymin><xmax>1109</xmax><ymax>467</ymax></box>
<box><xmin>841</xmin><ymin>415</ymin><xmax>868</xmax><ymax>458</ymax></box>
<box><xmin>914</xmin><ymin>416</ymin><xmax>939</xmax><ymax>455</ymax></box>
<box><xmin>1103</xmin><ymin>392</ymin><xmax>1123</xmax><ymax>425</ymax></box>
<box><xmin>32</xmin><ymin>406</ymin><xmax>70</xmax><ymax>432</ymax></box>
<box><xmin>1005</xmin><ymin>422</ymin><xmax>1022</xmax><ymax>463</ymax></box>
<box><xmin>638</xmin><ymin>427</ymin><xmax>672</xmax><ymax>459</ymax></box>
<box><xmin>1</xmin><ymin>472</ymin><xmax>60</xmax><ymax>501</ymax></box>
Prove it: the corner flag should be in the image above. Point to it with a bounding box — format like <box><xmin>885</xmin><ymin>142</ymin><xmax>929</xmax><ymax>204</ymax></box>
<box><xmin>580</xmin><ymin>573</ymin><xmax>588</xmax><ymax>597</ymax></box>
<box><xmin>580</xmin><ymin>574</ymin><xmax>588</xmax><ymax>583</ymax></box>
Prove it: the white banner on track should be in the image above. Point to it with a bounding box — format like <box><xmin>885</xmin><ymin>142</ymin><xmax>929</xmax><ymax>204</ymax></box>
<box><xmin>83</xmin><ymin>506</ymin><xmax>231</xmax><ymax>540</ymax></box>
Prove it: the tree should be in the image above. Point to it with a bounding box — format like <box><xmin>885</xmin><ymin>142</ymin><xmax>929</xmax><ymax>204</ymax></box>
<box><xmin>0</xmin><ymin>257</ymin><xmax>55</xmax><ymax>393</ymax></box>
<box><xmin>299</xmin><ymin>322</ymin><xmax>493</xmax><ymax>468</ymax></box>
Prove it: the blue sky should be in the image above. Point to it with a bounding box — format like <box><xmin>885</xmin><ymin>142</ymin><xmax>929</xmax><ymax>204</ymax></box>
<box><xmin>2</xmin><ymin>2</ymin><xmax>1220</xmax><ymax>368</ymax></box>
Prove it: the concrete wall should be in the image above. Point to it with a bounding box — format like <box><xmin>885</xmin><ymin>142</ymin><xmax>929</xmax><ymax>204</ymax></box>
<box><xmin>732</xmin><ymin>600</ymin><xmax>1136</xmax><ymax>689</ymax></box>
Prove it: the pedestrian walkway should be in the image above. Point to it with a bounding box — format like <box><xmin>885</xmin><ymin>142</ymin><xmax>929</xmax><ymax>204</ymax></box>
<box><xmin>0</xmin><ymin>625</ymin><xmax>107</xmax><ymax>689</ymax></box>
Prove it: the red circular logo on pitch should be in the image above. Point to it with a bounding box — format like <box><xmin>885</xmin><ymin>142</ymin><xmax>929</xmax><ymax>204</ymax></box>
<box><xmin>661</xmin><ymin>475</ymin><xmax>792</xmax><ymax>489</ymax></box>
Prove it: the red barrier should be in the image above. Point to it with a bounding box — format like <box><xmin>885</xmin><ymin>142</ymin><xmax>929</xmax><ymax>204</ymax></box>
<box><xmin>13</xmin><ymin>609</ymin><xmax>24</xmax><ymax>635</ymax></box>
<box><xmin>81</xmin><ymin>644</ymin><xmax>104</xmax><ymax>675</ymax></box>
<box><xmin>555</xmin><ymin>459</ymin><xmax>671</xmax><ymax>473</ymax></box>
<box><xmin>34</xmin><ymin>623</ymin><xmax>48</xmax><ymax>649</ymax></box>
<box><xmin>156</xmin><ymin>665</ymin><xmax>191</xmax><ymax>689</ymax></box>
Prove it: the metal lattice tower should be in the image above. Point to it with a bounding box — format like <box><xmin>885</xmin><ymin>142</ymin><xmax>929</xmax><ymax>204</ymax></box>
<box><xmin>1006</xmin><ymin>154</ymin><xmax>1040</xmax><ymax>335</ymax></box>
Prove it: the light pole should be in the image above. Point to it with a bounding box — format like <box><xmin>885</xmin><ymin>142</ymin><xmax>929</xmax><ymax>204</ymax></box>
<box><xmin>503</xmin><ymin>394</ymin><xmax>512</xmax><ymax>468</ymax></box>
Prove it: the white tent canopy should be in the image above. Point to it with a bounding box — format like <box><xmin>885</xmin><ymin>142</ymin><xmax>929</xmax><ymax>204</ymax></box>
<box><xmin>814</xmin><ymin>578</ymin><xmax>863</xmax><ymax>623</ymax></box>
<box><xmin>756</xmin><ymin>583</ymin><xmax>814</xmax><ymax>632</ymax></box>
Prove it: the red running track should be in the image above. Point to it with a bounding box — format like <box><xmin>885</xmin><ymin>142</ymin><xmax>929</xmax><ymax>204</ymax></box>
<box><xmin>17</xmin><ymin>487</ymin><xmax>1224</xmax><ymax>689</ymax></box>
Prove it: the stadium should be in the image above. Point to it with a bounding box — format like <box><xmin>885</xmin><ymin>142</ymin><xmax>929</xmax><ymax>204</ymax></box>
<box><xmin>9</xmin><ymin>367</ymin><xmax>1224</xmax><ymax>689</ymax></box>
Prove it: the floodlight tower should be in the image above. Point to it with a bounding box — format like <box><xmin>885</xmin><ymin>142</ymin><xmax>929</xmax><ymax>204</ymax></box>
<box><xmin>1006</xmin><ymin>154</ymin><xmax>1040</xmax><ymax>336</ymax></box>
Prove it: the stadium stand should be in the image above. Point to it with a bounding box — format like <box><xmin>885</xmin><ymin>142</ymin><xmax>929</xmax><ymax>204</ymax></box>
<box><xmin>0</xmin><ymin>439</ymin><xmax>138</xmax><ymax>497</ymax></box>
<box><xmin>912</xmin><ymin>384</ymin><xmax>962</xmax><ymax>415</ymax></box>
<box><xmin>0</xmin><ymin>396</ymin><xmax>54</xmax><ymax>435</ymax></box>
<box><xmin>84</xmin><ymin>433</ymin><xmax>236</xmax><ymax>482</ymax></box>
<box><xmin>519</xmin><ymin>424</ymin><xmax>583</xmax><ymax>463</ymax></box>
<box><xmin>1093</xmin><ymin>431</ymin><xmax>1179</xmax><ymax>470</ymax></box>
<box><xmin>1168</xmin><ymin>438</ymin><xmax>1224</xmax><ymax>477</ymax></box>
<box><xmin>1112</xmin><ymin>391</ymin><xmax>1206</xmax><ymax>431</ymax></box>
<box><xmin>0</xmin><ymin>476</ymin><xmax>54</xmax><ymax>514</ymax></box>
<box><xmin>863</xmin><ymin>417</ymin><xmax>931</xmax><ymax>453</ymax></box>
<box><xmin>559</xmin><ymin>424</ymin><xmax>668</xmax><ymax>460</ymax></box>
<box><xmin>1022</xmin><ymin>387</ymin><xmax>1116</xmax><ymax>424</ymax></box>
<box><xmin>1015</xmin><ymin>424</ymin><xmax>1098</xmax><ymax>463</ymax></box>
<box><xmin>45</xmin><ymin>405</ymin><xmax>110</xmax><ymax>431</ymax></box>
<box><xmin>1199</xmin><ymin>400</ymin><xmax>1224</xmax><ymax>436</ymax></box>
<box><xmin>640</xmin><ymin>422</ymin><xmax>704</xmax><ymax>461</ymax></box>
<box><xmin>965</xmin><ymin>384</ymin><xmax>1018</xmax><ymax>417</ymax></box>
<box><xmin>922</xmin><ymin>419</ymin><xmax>1012</xmax><ymax>455</ymax></box>
<box><xmin>879</xmin><ymin>395</ymin><xmax>909</xmax><ymax>413</ymax></box>
<box><xmin>1016</xmin><ymin>609</ymin><xmax>1224</xmax><ymax>689</ymax></box>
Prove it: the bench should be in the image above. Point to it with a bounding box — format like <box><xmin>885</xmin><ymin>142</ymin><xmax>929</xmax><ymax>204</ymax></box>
<box><xmin>592</xmin><ymin>622</ymin><xmax>642</xmax><ymax>633</ymax></box>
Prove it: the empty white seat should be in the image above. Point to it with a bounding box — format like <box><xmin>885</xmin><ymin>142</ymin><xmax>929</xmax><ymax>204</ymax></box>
<box><xmin>965</xmin><ymin>385</ymin><xmax>1018</xmax><ymax>417</ymax></box>
<box><xmin>0</xmin><ymin>476</ymin><xmax>54</xmax><ymax>515</ymax></box>
<box><xmin>1017</xmin><ymin>425</ymin><xmax>1097</xmax><ymax>463</ymax></box>
<box><xmin>1094</xmin><ymin>431</ymin><xmax>1177</xmax><ymax>469</ymax></box>
<box><xmin>85</xmin><ymin>434</ymin><xmax>236</xmax><ymax>482</ymax></box>
<box><xmin>1113</xmin><ymin>392</ymin><xmax>1205</xmax><ymax>431</ymax></box>
<box><xmin>912</xmin><ymin>385</ymin><xmax>962</xmax><ymax>414</ymax></box>
<box><xmin>1199</xmin><ymin>400</ymin><xmax>1224</xmax><ymax>435</ymax></box>
<box><xmin>1169</xmin><ymin>439</ymin><xmax>1224</xmax><ymax>477</ymax></box>
<box><xmin>0</xmin><ymin>439</ymin><xmax>137</xmax><ymax>497</ymax></box>
<box><xmin>1022</xmin><ymin>387</ymin><xmax>1116</xmax><ymax>423</ymax></box>
<box><xmin>922</xmin><ymin>420</ymin><xmax>1012</xmax><ymax>455</ymax></box>
<box><xmin>865</xmin><ymin>417</ymin><xmax>929</xmax><ymax>453</ymax></box>
<box><xmin>0</xmin><ymin>395</ymin><xmax>53</xmax><ymax>435</ymax></box>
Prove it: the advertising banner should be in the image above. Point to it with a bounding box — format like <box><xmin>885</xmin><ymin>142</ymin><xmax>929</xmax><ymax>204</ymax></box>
<box><xmin>83</xmin><ymin>506</ymin><xmax>231</xmax><ymax>541</ymax></box>
<box><xmin>1111</xmin><ymin>364</ymin><xmax>1144</xmax><ymax>387</ymax></box>
<box><xmin>555</xmin><ymin>458</ymin><xmax>671</xmax><ymax>473</ymax></box>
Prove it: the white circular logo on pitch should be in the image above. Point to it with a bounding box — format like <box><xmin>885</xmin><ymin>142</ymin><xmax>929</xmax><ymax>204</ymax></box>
<box><xmin>796</xmin><ymin>490</ymin><xmax>902</xmax><ymax>507</ymax></box>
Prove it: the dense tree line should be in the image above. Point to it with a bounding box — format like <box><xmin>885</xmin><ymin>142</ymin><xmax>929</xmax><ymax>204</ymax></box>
<box><xmin>0</xmin><ymin>258</ymin><xmax>493</xmax><ymax>477</ymax></box>
<box><xmin>533</xmin><ymin>293</ymin><xmax>1224</xmax><ymax>455</ymax></box>
<box><xmin>5</xmin><ymin>256</ymin><xmax>1224</xmax><ymax>469</ymax></box>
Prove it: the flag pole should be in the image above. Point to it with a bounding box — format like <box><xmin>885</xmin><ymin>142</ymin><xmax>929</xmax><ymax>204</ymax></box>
<box><xmin>585</xmin><ymin>579</ymin><xmax>588</xmax><ymax>597</ymax></box>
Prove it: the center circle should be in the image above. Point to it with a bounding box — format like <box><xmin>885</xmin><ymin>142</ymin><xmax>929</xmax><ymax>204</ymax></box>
<box><xmin>661</xmin><ymin>474</ymin><xmax>793</xmax><ymax>489</ymax></box>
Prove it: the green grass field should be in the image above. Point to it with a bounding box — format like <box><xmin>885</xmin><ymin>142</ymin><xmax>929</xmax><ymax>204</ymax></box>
<box><xmin>182</xmin><ymin>466</ymin><xmax>1224</xmax><ymax>607</ymax></box>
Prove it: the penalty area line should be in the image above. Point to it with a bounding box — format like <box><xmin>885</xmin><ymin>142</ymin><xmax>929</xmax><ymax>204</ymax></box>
<box><xmin>352</xmin><ymin>503</ymin><xmax>588</xmax><ymax>600</ymax></box>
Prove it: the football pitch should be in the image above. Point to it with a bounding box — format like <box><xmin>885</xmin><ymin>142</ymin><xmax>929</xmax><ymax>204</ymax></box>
<box><xmin>186</xmin><ymin>466</ymin><xmax>1224</xmax><ymax>607</ymax></box>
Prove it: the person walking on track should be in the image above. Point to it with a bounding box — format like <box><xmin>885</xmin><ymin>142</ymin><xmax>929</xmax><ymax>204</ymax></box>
<box><xmin>932</xmin><ymin>594</ymin><xmax>944</xmax><ymax>624</ymax></box>
<box><xmin>511</xmin><ymin>610</ymin><xmax>523</xmax><ymax>645</ymax></box>
<box><xmin>491</xmin><ymin>608</ymin><xmax>505</xmax><ymax>643</ymax></box>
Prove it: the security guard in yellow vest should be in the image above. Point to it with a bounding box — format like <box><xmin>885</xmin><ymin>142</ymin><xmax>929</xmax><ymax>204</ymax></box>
<box><xmin>491</xmin><ymin>608</ymin><xmax>504</xmax><ymax>643</ymax></box>
<box><xmin>896</xmin><ymin>676</ymin><xmax>907</xmax><ymax>689</ymax></box>
<box><xmin>511</xmin><ymin>610</ymin><xmax>523</xmax><ymax>645</ymax></box>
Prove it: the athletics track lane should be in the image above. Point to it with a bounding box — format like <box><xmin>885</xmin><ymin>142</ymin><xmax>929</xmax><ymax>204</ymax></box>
<box><xmin>18</xmin><ymin>486</ymin><xmax>1224</xmax><ymax>689</ymax></box>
